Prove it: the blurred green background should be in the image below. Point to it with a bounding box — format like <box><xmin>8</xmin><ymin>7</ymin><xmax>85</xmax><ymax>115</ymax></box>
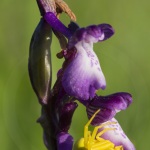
<box><xmin>0</xmin><ymin>0</ymin><xmax>150</xmax><ymax>149</ymax></box>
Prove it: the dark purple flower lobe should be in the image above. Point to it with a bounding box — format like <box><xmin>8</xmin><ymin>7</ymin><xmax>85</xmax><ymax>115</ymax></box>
<box><xmin>68</xmin><ymin>24</ymin><xmax>114</xmax><ymax>49</ymax></box>
<box><xmin>57</xmin><ymin>132</ymin><xmax>73</xmax><ymax>150</ymax></box>
<box><xmin>86</xmin><ymin>92</ymin><xmax>132</xmax><ymax>125</ymax></box>
<box><xmin>59</xmin><ymin>102</ymin><xmax>78</xmax><ymax>132</ymax></box>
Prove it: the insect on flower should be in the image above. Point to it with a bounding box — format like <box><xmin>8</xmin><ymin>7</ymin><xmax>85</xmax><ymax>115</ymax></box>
<box><xmin>73</xmin><ymin>109</ymin><xmax>123</xmax><ymax>150</ymax></box>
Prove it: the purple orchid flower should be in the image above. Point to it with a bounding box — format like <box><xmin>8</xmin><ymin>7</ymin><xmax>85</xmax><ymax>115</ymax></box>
<box><xmin>86</xmin><ymin>92</ymin><xmax>136</xmax><ymax>150</ymax></box>
<box><xmin>62</xmin><ymin>25</ymin><xmax>114</xmax><ymax>101</ymax></box>
<box><xmin>44</xmin><ymin>12</ymin><xmax>114</xmax><ymax>101</ymax></box>
<box><xmin>31</xmin><ymin>1</ymin><xmax>136</xmax><ymax>150</ymax></box>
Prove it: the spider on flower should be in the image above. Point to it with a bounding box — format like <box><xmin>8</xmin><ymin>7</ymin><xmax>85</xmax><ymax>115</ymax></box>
<box><xmin>73</xmin><ymin>109</ymin><xmax>123</xmax><ymax>150</ymax></box>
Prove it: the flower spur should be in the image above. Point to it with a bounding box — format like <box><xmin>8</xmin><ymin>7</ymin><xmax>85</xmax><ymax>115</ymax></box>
<box><xmin>74</xmin><ymin>109</ymin><xmax>123</xmax><ymax>150</ymax></box>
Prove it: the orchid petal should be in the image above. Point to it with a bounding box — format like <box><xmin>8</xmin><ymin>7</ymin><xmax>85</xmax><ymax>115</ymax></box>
<box><xmin>68</xmin><ymin>24</ymin><xmax>114</xmax><ymax>49</ymax></box>
<box><xmin>101</xmin><ymin>118</ymin><xmax>136</xmax><ymax>150</ymax></box>
<box><xmin>62</xmin><ymin>24</ymin><xmax>114</xmax><ymax>100</ymax></box>
<box><xmin>86</xmin><ymin>93</ymin><xmax>132</xmax><ymax>125</ymax></box>
<box><xmin>62</xmin><ymin>41</ymin><xmax>106</xmax><ymax>100</ymax></box>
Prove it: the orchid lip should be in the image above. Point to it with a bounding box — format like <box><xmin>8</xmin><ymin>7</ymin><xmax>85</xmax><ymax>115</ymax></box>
<box><xmin>62</xmin><ymin>24</ymin><xmax>115</xmax><ymax>101</ymax></box>
<box><xmin>100</xmin><ymin>118</ymin><xmax>136</xmax><ymax>150</ymax></box>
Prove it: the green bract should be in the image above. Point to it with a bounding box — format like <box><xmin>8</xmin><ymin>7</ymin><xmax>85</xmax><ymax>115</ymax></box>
<box><xmin>29</xmin><ymin>18</ymin><xmax>52</xmax><ymax>105</ymax></box>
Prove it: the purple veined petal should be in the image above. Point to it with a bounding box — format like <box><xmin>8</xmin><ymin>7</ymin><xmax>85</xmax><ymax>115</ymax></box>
<box><xmin>44</xmin><ymin>12</ymin><xmax>72</xmax><ymax>38</ymax></box>
<box><xmin>62</xmin><ymin>41</ymin><xmax>106</xmax><ymax>101</ymax></box>
<box><xmin>91</xmin><ymin>93</ymin><xmax>132</xmax><ymax>111</ymax></box>
<box><xmin>86</xmin><ymin>106</ymin><xmax>116</xmax><ymax>125</ymax></box>
<box><xmin>100</xmin><ymin>92</ymin><xmax>132</xmax><ymax>112</ymax></box>
<box><xmin>57</xmin><ymin>132</ymin><xmax>73</xmax><ymax>150</ymax></box>
<box><xmin>100</xmin><ymin>118</ymin><xmax>136</xmax><ymax>150</ymax></box>
<box><xmin>86</xmin><ymin>93</ymin><xmax>132</xmax><ymax>125</ymax></box>
<box><xmin>68</xmin><ymin>24</ymin><xmax>114</xmax><ymax>49</ymax></box>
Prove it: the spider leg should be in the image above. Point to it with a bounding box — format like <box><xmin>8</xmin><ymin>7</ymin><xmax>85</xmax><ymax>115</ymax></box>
<box><xmin>84</xmin><ymin>109</ymin><xmax>100</xmax><ymax>146</ymax></box>
<box><xmin>89</xmin><ymin>141</ymin><xmax>123</xmax><ymax>150</ymax></box>
<box><xmin>91</xmin><ymin>121</ymin><xmax>116</xmax><ymax>142</ymax></box>
<box><xmin>92</xmin><ymin>139</ymin><xmax>114</xmax><ymax>150</ymax></box>
<box><xmin>83</xmin><ymin>109</ymin><xmax>122</xmax><ymax>150</ymax></box>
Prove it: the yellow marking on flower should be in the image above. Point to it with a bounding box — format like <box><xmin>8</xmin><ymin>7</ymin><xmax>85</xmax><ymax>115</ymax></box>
<box><xmin>73</xmin><ymin>109</ymin><xmax>123</xmax><ymax>150</ymax></box>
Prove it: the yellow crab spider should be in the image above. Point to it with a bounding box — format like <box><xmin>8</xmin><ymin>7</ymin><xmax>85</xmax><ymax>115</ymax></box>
<box><xmin>73</xmin><ymin>109</ymin><xmax>123</xmax><ymax>150</ymax></box>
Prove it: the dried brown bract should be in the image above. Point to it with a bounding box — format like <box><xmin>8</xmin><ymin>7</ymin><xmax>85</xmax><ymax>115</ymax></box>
<box><xmin>55</xmin><ymin>0</ymin><xmax>76</xmax><ymax>21</ymax></box>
